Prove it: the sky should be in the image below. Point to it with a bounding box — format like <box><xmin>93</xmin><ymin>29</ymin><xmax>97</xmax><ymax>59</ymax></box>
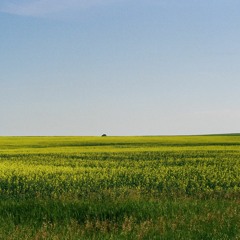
<box><xmin>1</xmin><ymin>0</ymin><xmax>240</xmax><ymax>136</ymax></box>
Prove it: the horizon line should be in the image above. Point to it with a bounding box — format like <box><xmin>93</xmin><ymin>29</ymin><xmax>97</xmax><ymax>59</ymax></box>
<box><xmin>0</xmin><ymin>133</ymin><xmax>240</xmax><ymax>137</ymax></box>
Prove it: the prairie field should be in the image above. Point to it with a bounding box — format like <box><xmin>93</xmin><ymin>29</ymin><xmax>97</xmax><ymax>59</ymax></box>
<box><xmin>0</xmin><ymin>135</ymin><xmax>239</xmax><ymax>239</ymax></box>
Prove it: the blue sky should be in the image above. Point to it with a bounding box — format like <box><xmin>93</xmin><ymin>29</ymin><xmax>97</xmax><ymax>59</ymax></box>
<box><xmin>1</xmin><ymin>0</ymin><xmax>240</xmax><ymax>136</ymax></box>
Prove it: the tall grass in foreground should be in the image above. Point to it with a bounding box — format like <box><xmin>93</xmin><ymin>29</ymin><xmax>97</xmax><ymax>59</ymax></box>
<box><xmin>0</xmin><ymin>136</ymin><xmax>239</xmax><ymax>239</ymax></box>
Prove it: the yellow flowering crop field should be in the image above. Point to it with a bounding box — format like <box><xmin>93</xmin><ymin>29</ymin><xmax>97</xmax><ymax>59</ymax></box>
<box><xmin>0</xmin><ymin>136</ymin><xmax>239</xmax><ymax>239</ymax></box>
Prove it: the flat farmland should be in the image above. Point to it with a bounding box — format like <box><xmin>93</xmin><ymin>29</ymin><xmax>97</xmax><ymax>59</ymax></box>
<box><xmin>0</xmin><ymin>136</ymin><xmax>239</xmax><ymax>239</ymax></box>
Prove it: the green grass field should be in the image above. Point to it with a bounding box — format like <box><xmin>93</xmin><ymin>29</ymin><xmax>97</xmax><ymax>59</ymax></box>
<box><xmin>0</xmin><ymin>136</ymin><xmax>239</xmax><ymax>239</ymax></box>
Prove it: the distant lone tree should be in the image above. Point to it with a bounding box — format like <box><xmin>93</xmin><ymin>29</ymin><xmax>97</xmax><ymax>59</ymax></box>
<box><xmin>102</xmin><ymin>134</ymin><xmax>107</xmax><ymax>137</ymax></box>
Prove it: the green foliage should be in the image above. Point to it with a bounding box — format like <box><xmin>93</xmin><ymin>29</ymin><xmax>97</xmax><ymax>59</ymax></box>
<box><xmin>0</xmin><ymin>136</ymin><xmax>239</xmax><ymax>239</ymax></box>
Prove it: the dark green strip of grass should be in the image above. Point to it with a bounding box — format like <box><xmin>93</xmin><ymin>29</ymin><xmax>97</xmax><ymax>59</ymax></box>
<box><xmin>0</xmin><ymin>198</ymin><xmax>239</xmax><ymax>239</ymax></box>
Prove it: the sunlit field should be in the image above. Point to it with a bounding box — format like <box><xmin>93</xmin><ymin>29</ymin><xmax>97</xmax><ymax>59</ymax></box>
<box><xmin>0</xmin><ymin>136</ymin><xmax>239</xmax><ymax>239</ymax></box>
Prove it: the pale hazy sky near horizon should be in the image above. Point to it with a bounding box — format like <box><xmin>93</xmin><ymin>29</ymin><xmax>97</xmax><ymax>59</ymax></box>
<box><xmin>1</xmin><ymin>0</ymin><xmax>240</xmax><ymax>136</ymax></box>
